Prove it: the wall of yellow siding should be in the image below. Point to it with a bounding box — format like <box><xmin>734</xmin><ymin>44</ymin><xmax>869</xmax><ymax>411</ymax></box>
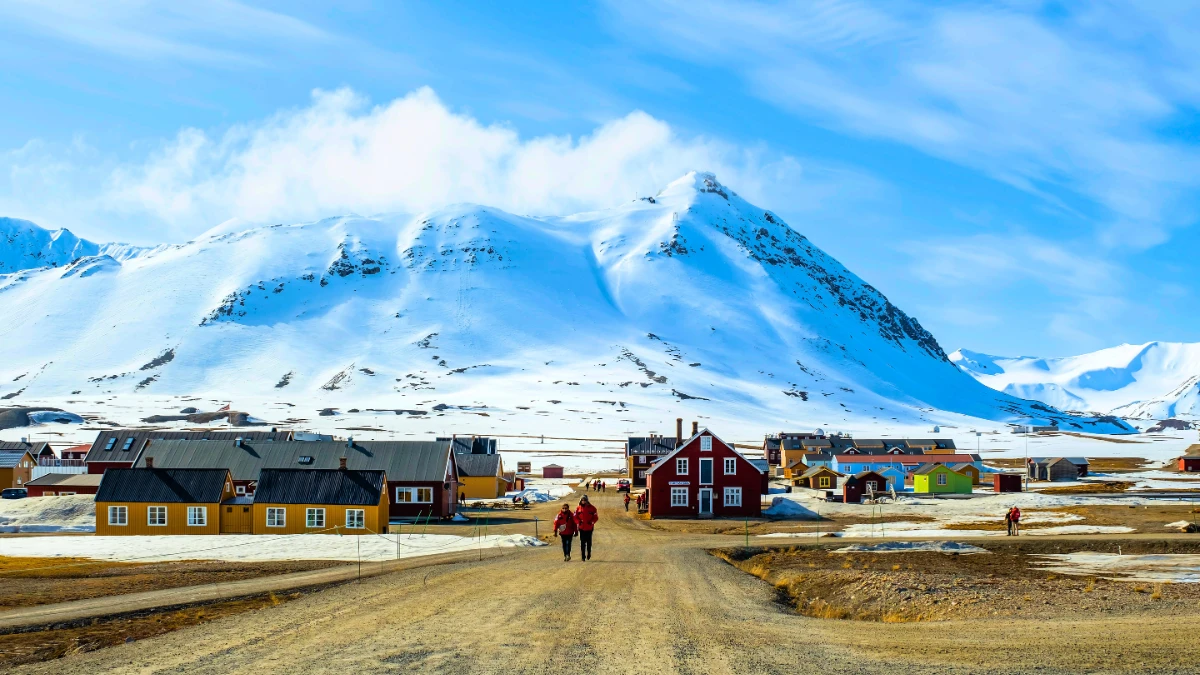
<box><xmin>251</xmin><ymin>497</ymin><xmax>388</xmax><ymax>535</ymax></box>
<box><xmin>457</xmin><ymin>475</ymin><xmax>505</xmax><ymax>499</ymax></box>
<box><xmin>220</xmin><ymin>503</ymin><xmax>254</xmax><ymax>534</ymax></box>
<box><xmin>95</xmin><ymin>502</ymin><xmax>222</xmax><ymax>536</ymax></box>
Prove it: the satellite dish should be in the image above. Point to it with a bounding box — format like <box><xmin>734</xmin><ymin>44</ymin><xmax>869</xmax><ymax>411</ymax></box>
<box><xmin>815</xmin><ymin>428</ymin><xmax>825</xmax><ymax>436</ymax></box>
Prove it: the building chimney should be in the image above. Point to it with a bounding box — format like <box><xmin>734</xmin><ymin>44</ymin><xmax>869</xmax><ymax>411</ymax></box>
<box><xmin>676</xmin><ymin>418</ymin><xmax>683</xmax><ymax>446</ymax></box>
<box><xmin>20</xmin><ymin>437</ymin><xmax>27</xmax><ymax>444</ymax></box>
<box><xmin>339</xmin><ymin>457</ymin><xmax>347</xmax><ymax>470</ymax></box>
<box><xmin>145</xmin><ymin>456</ymin><xmax>154</xmax><ymax>468</ymax></box>
<box><xmin>235</xmin><ymin>437</ymin><xmax>243</xmax><ymax>448</ymax></box>
<box><xmin>692</xmin><ymin>421</ymin><xmax>698</xmax><ymax>436</ymax></box>
<box><xmin>347</xmin><ymin>436</ymin><xmax>354</xmax><ymax>449</ymax></box>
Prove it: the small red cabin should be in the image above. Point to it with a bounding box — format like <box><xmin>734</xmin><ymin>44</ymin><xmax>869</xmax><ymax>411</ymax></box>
<box><xmin>842</xmin><ymin>471</ymin><xmax>888</xmax><ymax>503</ymax></box>
<box><xmin>993</xmin><ymin>473</ymin><xmax>1023</xmax><ymax>492</ymax></box>
<box><xmin>542</xmin><ymin>464</ymin><xmax>564</xmax><ymax>479</ymax></box>
<box><xmin>646</xmin><ymin>427</ymin><xmax>762</xmax><ymax>519</ymax></box>
<box><xmin>1179</xmin><ymin>457</ymin><xmax>1200</xmax><ymax>473</ymax></box>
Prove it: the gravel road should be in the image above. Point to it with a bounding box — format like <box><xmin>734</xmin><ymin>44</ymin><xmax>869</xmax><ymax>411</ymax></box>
<box><xmin>14</xmin><ymin>489</ymin><xmax>1200</xmax><ymax>674</ymax></box>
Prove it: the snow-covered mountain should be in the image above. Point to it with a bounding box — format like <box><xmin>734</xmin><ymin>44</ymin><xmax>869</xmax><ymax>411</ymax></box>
<box><xmin>951</xmin><ymin>343</ymin><xmax>1200</xmax><ymax>419</ymax></box>
<box><xmin>0</xmin><ymin>173</ymin><xmax>1130</xmax><ymax>433</ymax></box>
<box><xmin>0</xmin><ymin>217</ymin><xmax>153</xmax><ymax>274</ymax></box>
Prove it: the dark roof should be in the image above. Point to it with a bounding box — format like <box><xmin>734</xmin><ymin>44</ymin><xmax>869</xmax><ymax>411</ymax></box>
<box><xmin>0</xmin><ymin>449</ymin><xmax>34</xmax><ymax>468</ymax></box>
<box><xmin>748</xmin><ymin>459</ymin><xmax>769</xmax><ymax>473</ymax></box>
<box><xmin>254</xmin><ymin>469</ymin><xmax>385</xmax><ymax>506</ymax></box>
<box><xmin>85</xmin><ymin>429</ymin><xmax>291</xmax><ymax>464</ymax></box>
<box><xmin>763</xmin><ymin>437</ymin><xmax>781</xmax><ymax>451</ymax></box>
<box><xmin>949</xmin><ymin>463</ymin><xmax>977</xmax><ymax>472</ymax></box>
<box><xmin>913</xmin><ymin>463</ymin><xmax>960</xmax><ymax>476</ymax></box>
<box><xmin>25</xmin><ymin>473</ymin><xmax>103</xmax><ymax>488</ymax></box>
<box><xmin>799</xmin><ymin>465</ymin><xmax>841</xmax><ymax>479</ymax></box>
<box><xmin>1032</xmin><ymin>456</ymin><xmax>1089</xmax><ymax>466</ymax></box>
<box><xmin>626</xmin><ymin>437</ymin><xmax>677</xmax><ymax>456</ymax></box>
<box><xmin>848</xmin><ymin>470</ymin><xmax>888</xmax><ymax>481</ymax></box>
<box><xmin>0</xmin><ymin>441</ymin><xmax>52</xmax><ymax>458</ymax></box>
<box><xmin>439</xmin><ymin>436</ymin><xmax>498</xmax><ymax>455</ymax></box>
<box><xmin>455</xmin><ymin>453</ymin><xmax>502</xmax><ymax>477</ymax></box>
<box><xmin>131</xmin><ymin>440</ymin><xmax>453</xmax><ymax>483</ymax></box>
<box><xmin>95</xmin><ymin>468</ymin><xmax>230</xmax><ymax>503</ymax></box>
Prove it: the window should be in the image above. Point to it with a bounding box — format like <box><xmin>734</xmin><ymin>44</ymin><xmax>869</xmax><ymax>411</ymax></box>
<box><xmin>187</xmin><ymin>506</ymin><xmax>207</xmax><ymax>526</ymax></box>
<box><xmin>395</xmin><ymin>487</ymin><xmax>433</xmax><ymax>503</ymax></box>
<box><xmin>235</xmin><ymin>485</ymin><xmax>246</xmax><ymax>495</ymax></box>
<box><xmin>122</xmin><ymin>438</ymin><xmax>134</xmax><ymax>451</ymax></box>
<box><xmin>104</xmin><ymin>438</ymin><xmax>116</xmax><ymax>451</ymax></box>
<box><xmin>297</xmin><ymin>456</ymin><xmax>314</xmax><ymax>465</ymax></box>
<box><xmin>699</xmin><ymin>458</ymin><xmax>713</xmax><ymax>484</ymax></box>
<box><xmin>676</xmin><ymin>458</ymin><xmax>688</xmax><ymax>475</ymax></box>
<box><xmin>936</xmin><ymin>473</ymin><xmax>947</xmax><ymax>486</ymax></box>
<box><xmin>108</xmin><ymin>505</ymin><xmax>127</xmax><ymax>525</ymax></box>
<box><xmin>724</xmin><ymin>458</ymin><xmax>737</xmax><ymax>475</ymax></box>
<box><xmin>346</xmin><ymin>509</ymin><xmax>365</xmax><ymax>529</ymax></box>
<box><xmin>670</xmin><ymin>487</ymin><xmax>688</xmax><ymax>507</ymax></box>
<box><xmin>700</xmin><ymin>436</ymin><xmax>712</xmax><ymax>451</ymax></box>
<box><xmin>147</xmin><ymin>506</ymin><xmax>167</xmax><ymax>526</ymax></box>
<box><xmin>818</xmin><ymin>476</ymin><xmax>831</xmax><ymax>488</ymax></box>
<box><xmin>724</xmin><ymin>487</ymin><xmax>742</xmax><ymax>507</ymax></box>
<box><xmin>306</xmin><ymin>508</ymin><xmax>325</xmax><ymax>528</ymax></box>
<box><xmin>636</xmin><ymin>469</ymin><xmax>646</xmax><ymax>479</ymax></box>
<box><xmin>266</xmin><ymin>508</ymin><xmax>286</xmax><ymax>528</ymax></box>
<box><xmin>865</xmin><ymin>481</ymin><xmax>878</xmax><ymax>493</ymax></box>
<box><xmin>845</xmin><ymin>465</ymin><xmax>854</xmax><ymax>474</ymax></box>
<box><xmin>636</xmin><ymin>455</ymin><xmax>645</xmax><ymax>464</ymax></box>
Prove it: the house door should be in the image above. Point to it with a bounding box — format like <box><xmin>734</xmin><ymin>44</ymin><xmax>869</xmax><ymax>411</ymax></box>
<box><xmin>698</xmin><ymin>488</ymin><xmax>713</xmax><ymax>516</ymax></box>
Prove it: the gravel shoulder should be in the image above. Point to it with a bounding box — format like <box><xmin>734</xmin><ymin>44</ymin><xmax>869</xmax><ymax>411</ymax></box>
<box><xmin>12</xmin><ymin>489</ymin><xmax>1200</xmax><ymax>674</ymax></box>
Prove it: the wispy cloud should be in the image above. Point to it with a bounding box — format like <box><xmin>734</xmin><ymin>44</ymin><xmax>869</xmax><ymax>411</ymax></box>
<box><xmin>604</xmin><ymin>0</ymin><xmax>1200</xmax><ymax>251</ymax></box>
<box><xmin>0</xmin><ymin>0</ymin><xmax>332</xmax><ymax>66</ymax></box>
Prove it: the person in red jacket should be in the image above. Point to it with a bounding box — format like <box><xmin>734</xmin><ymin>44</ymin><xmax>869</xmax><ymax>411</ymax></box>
<box><xmin>623</xmin><ymin>493</ymin><xmax>631</xmax><ymax>512</ymax></box>
<box><xmin>552</xmin><ymin>503</ymin><xmax>578</xmax><ymax>561</ymax></box>
<box><xmin>574</xmin><ymin>494</ymin><xmax>599</xmax><ymax>561</ymax></box>
<box><xmin>1010</xmin><ymin>506</ymin><xmax>1021</xmax><ymax>536</ymax></box>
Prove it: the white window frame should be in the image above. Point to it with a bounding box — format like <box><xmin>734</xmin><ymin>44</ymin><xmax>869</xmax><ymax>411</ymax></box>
<box><xmin>670</xmin><ymin>487</ymin><xmax>688</xmax><ymax>507</ymax></box>
<box><xmin>266</xmin><ymin>507</ymin><xmax>286</xmax><ymax>528</ymax></box>
<box><xmin>699</xmin><ymin>457</ymin><xmax>713</xmax><ymax>485</ymax></box>
<box><xmin>108</xmin><ymin>505</ymin><xmax>127</xmax><ymax>526</ymax></box>
<box><xmin>724</xmin><ymin>487</ymin><xmax>742</xmax><ymax>507</ymax></box>
<box><xmin>306</xmin><ymin>508</ymin><xmax>326</xmax><ymax>529</ymax></box>
<box><xmin>147</xmin><ymin>506</ymin><xmax>167</xmax><ymax>527</ymax></box>
<box><xmin>636</xmin><ymin>469</ymin><xmax>646</xmax><ymax>479</ymax></box>
<box><xmin>937</xmin><ymin>473</ymin><xmax>947</xmax><ymax>486</ymax></box>
<box><xmin>700</xmin><ymin>436</ymin><xmax>712</xmax><ymax>451</ymax></box>
<box><xmin>865</xmin><ymin>481</ymin><xmax>878</xmax><ymax>493</ymax></box>
<box><xmin>346</xmin><ymin>509</ymin><xmax>365</xmax><ymax>529</ymax></box>
<box><xmin>187</xmin><ymin>506</ymin><xmax>207</xmax><ymax>527</ymax></box>
<box><xmin>395</xmin><ymin>487</ymin><xmax>434</xmax><ymax>504</ymax></box>
<box><xmin>724</xmin><ymin>457</ymin><xmax>737</xmax><ymax>475</ymax></box>
<box><xmin>235</xmin><ymin>485</ymin><xmax>246</xmax><ymax>495</ymax></box>
<box><xmin>676</xmin><ymin>458</ymin><xmax>688</xmax><ymax>475</ymax></box>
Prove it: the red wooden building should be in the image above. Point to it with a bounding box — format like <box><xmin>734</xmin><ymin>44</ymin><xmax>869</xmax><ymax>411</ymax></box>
<box><xmin>542</xmin><ymin>464</ymin><xmax>564</xmax><ymax>479</ymax></box>
<box><xmin>842</xmin><ymin>471</ymin><xmax>888</xmax><ymax>503</ymax></box>
<box><xmin>993</xmin><ymin>473</ymin><xmax>1023</xmax><ymax>492</ymax></box>
<box><xmin>646</xmin><ymin>427</ymin><xmax>763</xmax><ymax>519</ymax></box>
<box><xmin>1179</xmin><ymin>456</ymin><xmax>1200</xmax><ymax>472</ymax></box>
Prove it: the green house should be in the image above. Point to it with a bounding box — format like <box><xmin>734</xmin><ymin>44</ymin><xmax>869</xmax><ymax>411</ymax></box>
<box><xmin>912</xmin><ymin>464</ymin><xmax>972</xmax><ymax>494</ymax></box>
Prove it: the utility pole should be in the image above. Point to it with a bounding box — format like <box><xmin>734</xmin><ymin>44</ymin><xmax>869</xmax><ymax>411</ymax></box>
<box><xmin>1024</xmin><ymin>425</ymin><xmax>1030</xmax><ymax>492</ymax></box>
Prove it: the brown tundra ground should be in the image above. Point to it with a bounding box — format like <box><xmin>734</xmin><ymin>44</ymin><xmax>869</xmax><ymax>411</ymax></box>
<box><xmin>7</xmin><ymin>488</ymin><xmax>1200</xmax><ymax>674</ymax></box>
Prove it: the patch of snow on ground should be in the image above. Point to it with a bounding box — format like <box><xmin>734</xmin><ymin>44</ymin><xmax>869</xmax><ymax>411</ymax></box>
<box><xmin>1032</xmin><ymin>553</ymin><xmax>1200</xmax><ymax>583</ymax></box>
<box><xmin>763</xmin><ymin>497</ymin><xmax>820</xmax><ymax>519</ymax></box>
<box><xmin>835</xmin><ymin>541</ymin><xmax>989</xmax><ymax>554</ymax></box>
<box><xmin>0</xmin><ymin>533</ymin><xmax>546</xmax><ymax>562</ymax></box>
<box><xmin>0</xmin><ymin>494</ymin><xmax>94</xmax><ymax>533</ymax></box>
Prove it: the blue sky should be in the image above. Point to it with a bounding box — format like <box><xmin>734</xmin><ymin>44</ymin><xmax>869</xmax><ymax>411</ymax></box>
<box><xmin>1</xmin><ymin>1</ymin><xmax>1198</xmax><ymax>359</ymax></box>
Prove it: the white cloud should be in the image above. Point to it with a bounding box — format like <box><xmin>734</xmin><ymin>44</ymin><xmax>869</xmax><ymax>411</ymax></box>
<box><xmin>605</xmin><ymin>0</ymin><xmax>1200</xmax><ymax>250</ymax></box>
<box><xmin>100</xmin><ymin>87</ymin><xmax>831</xmax><ymax>236</ymax></box>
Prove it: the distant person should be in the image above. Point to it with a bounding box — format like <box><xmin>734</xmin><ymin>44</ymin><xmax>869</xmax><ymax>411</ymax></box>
<box><xmin>459</xmin><ymin>492</ymin><xmax>466</xmax><ymax>505</ymax></box>
<box><xmin>521</xmin><ymin>495</ymin><xmax>529</xmax><ymax>507</ymax></box>
<box><xmin>584</xmin><ymin>481</ymin><xmax>590</xmax><ymax>493</ymax></box>
<box><xmin>552</xmin><ymin>503</ymin><xmax>578</xmax><ymax>562</ymax></box>
<box><xmin>623</xmin><ymin>493</ymin><xmax>631</xmax><ymax>511</ymax></box>
<box><xmin>1004</xmin><ymin>507</ymin><xmax>1014</xmax><ymax>536</ymax></box>
<box><xmin>602</xmin><ymin>481</ymin><xmax>607</xmax><ymax>492</ymax></box>
<box><xmin>1011</xmin><ymin>506</ymin><xmax>1021</xmax><ymax>535</ymax></box>
<box><xmin>575</xmin><ymin>495</ymin><xmax>599</xmax><ymax>561</ymax></box>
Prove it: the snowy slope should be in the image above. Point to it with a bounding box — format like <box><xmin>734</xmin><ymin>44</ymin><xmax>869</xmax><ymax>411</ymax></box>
<box><xmin>0</xmin><ymin>173</ymin><xmax>1130</xmax><ymax>433</ymax></box>
<box><xmin>951</xmin><ymin>343</ymin><xmax>1200</xmax><ymax>418</ymax></box>
<box><xmin>0</xmin><ymin>217</ymin><xmax>154</xmax><ymax>273</ymax></box>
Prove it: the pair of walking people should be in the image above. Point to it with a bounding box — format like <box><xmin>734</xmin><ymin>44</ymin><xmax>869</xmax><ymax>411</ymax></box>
<box><xmin>552</xmin><ymin>495</ymin><xmax>598</xmax><ymax>561</ymax></box>
<box><xmin>1005</xmin><ymin>506</ymin><xmax>1022</xmax><ymax>536</ymax></box>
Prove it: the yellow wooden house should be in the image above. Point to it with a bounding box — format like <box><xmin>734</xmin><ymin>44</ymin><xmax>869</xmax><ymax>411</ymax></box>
<box><xmin>94</xmin><ymin>466</ymin><xmax>233</xmax><ymax>536</ymax></box>
<box><xmin>454</xmin><ymin>453</ymin><xmax>507</xmax><ymax>500</ymax></box>
<box><xmin>251</xmin><ymin>466</ymin><xmax>388</xmax><ymax>535</ymax></box>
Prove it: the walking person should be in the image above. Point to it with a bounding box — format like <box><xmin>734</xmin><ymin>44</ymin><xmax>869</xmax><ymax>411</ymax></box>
<box><xmin>623</xmin><ymin>493</ymin><xmax>631</xmax><ymax>512</ymax></box>
<box><xmin>552</xmin><ymin>503</ymin><xmax>578</xmax><ymax>562</ymax></box>
<box><xmin>575</xmin><ymin>494</ymin><xmax>599</xmax><ymax>561</ymax></box>
<box><xmin>1004</xmin><ymin>507</ymin><xmax>1014</xmax><ymax>536</ymax></box>
<box><xmin>1011</xmin><ymin>506</ymin><xmax>1021</xmax><ymax>536</ymax></box>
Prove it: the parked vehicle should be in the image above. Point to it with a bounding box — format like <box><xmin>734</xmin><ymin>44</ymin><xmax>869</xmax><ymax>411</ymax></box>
<box><xmin>1</xmin><ymin>488</ymin><xmax>28</xmax><ymax>499</ymax></box>
<box><xmin>617</xmin><ymin>479</ymin><xmax>631</xmax><ymax>492</ymax></box>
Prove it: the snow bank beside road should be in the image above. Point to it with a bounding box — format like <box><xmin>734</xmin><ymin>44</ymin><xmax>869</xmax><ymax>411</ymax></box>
<box><xmin>0</xmin><ymin>533</ymin><xmax>545</xmax><ymax>562</ymax></box>
<box><xmin>0</xmin><ymin>494</ymin><xmax>95</xmax><ymax>533</ymax></box>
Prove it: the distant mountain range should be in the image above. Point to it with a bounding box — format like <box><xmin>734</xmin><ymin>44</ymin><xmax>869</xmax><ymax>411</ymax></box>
<box><xmin>0</xmin><ymin>174</ymin><xmax>1131</xmax><ymax>433</ymax></box>
<box><xmin>951</xmin><ymin>343</ymin><xmax>1200</xmax><ymax>420</ymax></box>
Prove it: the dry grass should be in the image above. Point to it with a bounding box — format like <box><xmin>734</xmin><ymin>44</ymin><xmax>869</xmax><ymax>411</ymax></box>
<box><xmin>1041</xmin><ymin>481</ymin><xmax>1136</xmax><ymax>494</ymax></box>
<box><xmin>1151</xmin><ymin>585</ymin><xmax>1164</xmax><ymax>601</ymax></box>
